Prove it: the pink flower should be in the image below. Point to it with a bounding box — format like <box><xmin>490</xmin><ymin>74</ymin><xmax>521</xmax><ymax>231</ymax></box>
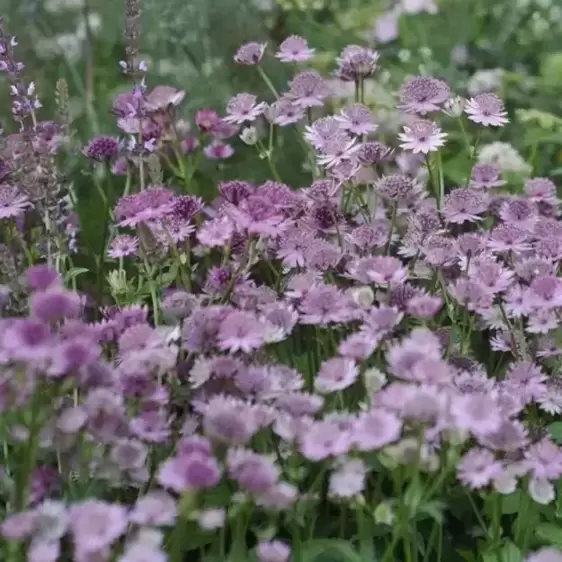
<box><xmin>314</xmin><ymin>357</ymin><xmax>358</xmax><ymax>394</ymax></box>
<box><xmin>275</xmin><ymin>35</ymin><xmax>315</xmax><ymax>63</ymax></box>
<box><xmin>224</xmin><ymin>93</ymin><xmax>266</xmax><ymax>124</ymax></box>
<box><xmin>217</xmin><ymin>310</ymin><xmax>265</xmax><ymax>353</ymax></box>
<box><xmin>334</xmin><ymin>104</ymin><xmax>377</xmax><ymax>136</ymax></box>
<box><xmin>300</xmin><ymin>420</ymin><xmax>352</xmax><ymax>461</ymax></box>
<box><xmin>204</xmin><ymin>141</ymin><xmax>234</xmax><ymax>160</ymax></box>
<box><xmin>524</xmin><ymin>439</ymin><xmax>562</xmax><ymax>481</ymax></box>
<box><xmin>108</xmin><ymin>234</ymin><xmax>139</xmax><ymax>258</ymax></box>
<box><xmin>196</xmin><ymin>216</ymin><xmax>234</xmax><ymax>248</ymax></box>
<box><xmin>465</xmin><ymin>93</ymin><xmax>508</xmax><ymax>127</ymax></box>
<box><xmin>457</xmin><ymin>448</ymin><xmax>502</xmax><ymax>489</ymax></box>
<box><xmin>398</xmin><ymin>76</ymin><xmax>450</xmax><ymax>115</ymax></box>
<box><xmin>234</xmin><ymin>42</ymin><xmax>267</xmax><ymax>65</ymax></box>
<box><xmin>353</xmin><ymin>409</ymin><xmax>402</xmax><ymax>451</ymax></box>
<box><xmin>398</xmin><ymin>119</ymin><xmax>447</xmax><ymax>154</ymax></box>
<box><xmin>0</xmin><ymin>184</ymin><xmax>30</xmax><ymax>218</ymax></box>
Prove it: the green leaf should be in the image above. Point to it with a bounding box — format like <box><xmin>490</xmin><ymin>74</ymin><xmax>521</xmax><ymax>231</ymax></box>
<box><xmin>300</xmin><ymin>539</ymin><xmax>364</xmax><ymax>562</ymax></box>
<box><xmin>485</xmin><ymin>542</ymin><xmax>522</xmax><ymax>562</ymax></box>
<box><xmin>536</xmin><ymin>523</ymin><xmax>562</xmax><ymax>546</ymax></box>
<box><xmin>64</xmin><ymin>267</ymin><xmax>89</xmax><ymax>284</ymax></box>
<box><xmin>549</xmin><ymin>422</ymin><xmax>562</xmax><ymax>444</ymax></box>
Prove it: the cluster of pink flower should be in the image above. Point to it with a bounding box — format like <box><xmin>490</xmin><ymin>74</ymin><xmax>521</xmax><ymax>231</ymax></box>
<box><xmin>1</xmin><ymin>18</ymin><xmax>562</xmax><ymax>562</ymax></box>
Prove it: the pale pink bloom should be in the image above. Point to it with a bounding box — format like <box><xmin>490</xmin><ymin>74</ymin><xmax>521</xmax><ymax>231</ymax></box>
<box><xmin>398</xmin><ymin>119</ymin><xmax>447</xmax><ymax>154</ymax></box>
<box><xmin>314</xmin><ymin>357</ymin><xmax>358</xmax><ymax>394</ymax></box>
<box><xmin>465</xmin><ymin>93</ymin><xmax>509</xmax><ymax>127</ymax></box>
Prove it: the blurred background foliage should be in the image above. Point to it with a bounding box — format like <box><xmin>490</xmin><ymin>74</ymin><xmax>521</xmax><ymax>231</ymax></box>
<box><xmin>0</xmin><ymin>0</ymin><xmax>562</xmax><ymax>275</ymax></box>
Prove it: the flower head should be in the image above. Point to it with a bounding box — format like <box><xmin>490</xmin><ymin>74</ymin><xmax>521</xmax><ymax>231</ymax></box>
<box><xmin>442</xmin><ymin>188</ymin><xmax>488</xmax><ymax>223</ymax></box>
<box><xmin>287</xmin><ymin>71</ymin><xmax>330</xmax><ymax>108</ymax></box>
<box><xmin>234</xmin><ymin>42</ymin><xmax>266</xmax><ymax>65</ymax></box>
<box><xmin>334</xmin><ymin>103</ymin><xmax>377</xmax><ymax>136</ymax></box>
<box><xmin>399</xmin><ymin>76</ymin><xmax>450</xmax><ymax>114</ymax></box>
<box><xmin>465</xmin><ymin>93</ymin><xmax>508</xmax><ymax>127</ymax></box>
<box><xmin>83</xmin><ymin>136</ymin><xmax>119</xmax><ymax>161</ymax></box>
<box><xmin>224</xmin><ymin>93</ymin><xmax>266</xmax><ymax>124</ymax></box>
<box><xmin>276</xmin><ymin>36</ymin><xmax>315</xmax><ymax>63</ymax></box>
<box><xmin>0</xmin><ymin>184</ymin><xmax>29</xmax><ymax>218</ymax></box>
<box><xmin>398</xmin><ymin>119</ymin><xmax>447</xmax><ymax>154</ymax></box>
<box><xmin>335</xmin><ymin>45</ymin><xmax>379</xmax><ymax>81</ymax></box>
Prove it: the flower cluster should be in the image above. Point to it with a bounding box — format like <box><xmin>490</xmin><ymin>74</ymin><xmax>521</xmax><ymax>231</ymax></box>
<box><xmin>0</xmin><ymin>12</ymin><xmax>561</xmax><ymax>562</ymax></box>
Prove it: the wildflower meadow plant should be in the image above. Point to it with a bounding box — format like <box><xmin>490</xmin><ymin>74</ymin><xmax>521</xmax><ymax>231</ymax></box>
<box><xmin>1</xmin><ymin>4</ymin><xmax>562</xmax><ymax>562</ymax></box>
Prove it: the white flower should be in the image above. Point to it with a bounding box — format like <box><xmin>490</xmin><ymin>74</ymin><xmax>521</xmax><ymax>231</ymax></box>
<box><xmin>478</xmin><ymin>142</ymin><xmax>532</xmax><ymax>176</ymax></box>
<box><xmin>529</xmin><ymin>477</ymin><xmax>555</xmax><ymax>505</ymax></box>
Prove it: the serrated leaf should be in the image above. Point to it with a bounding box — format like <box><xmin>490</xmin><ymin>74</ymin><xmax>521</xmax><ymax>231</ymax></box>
<box><xmin>536</xmin><ymin>523</ymin><xmax>562</xmax><ymax>546</ymax></box>
<box><xmin>64</xmin><ymin>267</ymin><xmax>90</xmax><ymax>283</ymax></box>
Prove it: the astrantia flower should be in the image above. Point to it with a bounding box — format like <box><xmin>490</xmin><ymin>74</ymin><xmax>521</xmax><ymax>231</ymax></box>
<box><xmin>224</xmin><ymin>93</ymin><xmax>266</xmax><ymax>124</ymax></box>
<box><xmin>442</xmin><ymin>188</ymin><xmax>488</xmax><ymax>223</ymax></box>
<box><xmin>451</xmin><ymin>394</ymin><xmax>502</xmax><ymax>437</ymax></box>
<box><xmin>114</xmin><ymin>187</ymin><xmax>176</xmax><ymax>227</ymax></box>
<box><xmin>315</xmin><ymin>357</ymin><xmax>358</xmax><ymax>394</ymax></box>
<box><xmin>334</xmin><ymin>104</ymin><xmax>377</xmax><ymax>136</ymax></box>
<box><xmin>234</xmin><ymin>41</ymin><xmax>266</xmax><ymax>65</ymax></box>
<box><xmin>287</xmin><ymin>71</ymin><xmax>330</xmax><ymax>108</ymax></box>
<box><xmin>470</xmin><ymin>163</ymin><xmax>505</xmax><ymax>189</ymax></box>
<box><xmin>487</xmin><ymin>223</ymin><xmax>531</xmax><ymax>254</ymax></box>
<box><xmin>276</xmin><ymin>35</ymin><xmax>314</xmax><ymax>63</ymax></box>
<box><xmin>197</xmin><ymin>216</ymin><xmax>234</xmax><ymax>248</ymax></box>
<box><xmin>347</xmin><ymin>256</ymin><xmax>408</xmax><ymax>286</ymax></box>
<box><xmin>398</xmin><ymin>76</ymin><xmax>450</xmax><ymax>114</ymax></box>
<box><xmin>130</xmin><ymin>491</ymin><xmax>177</xmax><ymax>526</ymax></box>
<box><xmin>202</xmin><ymin>396</ymin><xmax>259</xmax><ymax>444</ymax></box>
<box><xmin>457</xmin><ymin>448</ymin><xmax>502</xmax><ymax>489</ymax></box>
<box><xmin>316</xmin><ymin>133</ymin><xmax>359</xmax><ymax>169</ymax></box>
<box><xmin>398</xmin><ymin>119</ymin><xmax>447</xmax><ymax>154</ymax></box>
<box><xmin>357</xmin><ymin>141</ymin><xmax>393</xmax><ymax>166</ymax></box>
<box><xmin>335</xmin><ymin>45</ymin><xmax>379</xmax><ymax>81</ymax></box>
<box><xmin>69</xmin><ymin>500</ymin><xmax>128</xmax><ymax>556</ymax></box>
<box><xmin>300</xmin><ymin>420</ymin><xmax>351</xmax><ymax>460</ymax></box>
<box><xmin>527</xmin><ymin>275</ymin><xmax>562</xmax><ymax>309</ymax></box>
<box><xmin>374</xmin><ymin>173</ymin><xmax>419</xmax><ymax>202</ymax></box>
<box><xmin>303</xmin><ymin>116</ymin><xmax>340</xmax><ymax>149</ymax></box>
<box><xmin>227</xmin><ymin>195</ymin><xmax>288</xmax><ymax>237</ymax></box>
<box><xmin>217</xmin><ymin>310</ymin><xmax>265</xmax><ymax>353</ymax></box>
<box><xmin>468</xmin><ymin>258</ymin><xmax>514</xmax><ymax>295</ymax></box>
<box><xmin>465</xmin><ymin>93</ymin><xmax>508</xmax><ymax>127</ymax></box>
<box><xmin>329</xmin><ymin>458</ymin><xmax>367</xmax><ymax>499</ymax></box>
<box><xmin>0</xmin><ymin>184</ymin><xmax>30</xmax><ymax>219</ymax></box>
<box><xmin>108</xmin><ymin>234</ymin><xmax>138</xmax><ymax>258</ymax></box>
<box><xmin>266</xmin><ymin>96</ymin><xmax>306</xmax><ymax>126</ymax></box>
<box><xmin>353</xmin><ymin>409</ymin><xmax>402</xmax><ymax>451</ymax></box>
<box><xmin>499</xmin><ymin>198</ymin><xmax>537</xmax><ymax>230</ymax></box>
<box><xmin>157</xmin><ymin>453</ymin><xmax>221</xmax><ymax>493</ymax></box>
<box><xmin>524</xmin><ymin>439</ymin><xmax>562</xmax><ymax>480</ymax></box>
<box><xmin>83</xmin><ymin>135</ymin><xmax>119</xmax><ymax>161</ymax></box>
<box><xmin>525</xmin><ymin>177</ymin><xmax>558</xmax><ymax>204</ymax></box>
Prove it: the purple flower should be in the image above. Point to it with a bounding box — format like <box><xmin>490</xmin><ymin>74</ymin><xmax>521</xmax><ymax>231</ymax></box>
<box><xmin>234</xmin><ymin>41</ymin><xmax>267</xmax><ymax>65</ymax></box>
<box><xmin>335</xmin><ymin>45</ymin><xmax>379</xmax><ymax>81</ymax></box>
<box><xmin>30</xmin><ymin>288</ymin><xmax>80</xmax><ymax>323</ymax></box>
<box><xmin>304</xmin><ymin>116</ymin><xmax>341</xmax><ymax>149</ymax></box>
<box><xmin>69</xmin><ymin>500</ymin><xmax>128</xmax><ymax>557</ymax></box>
<box><xmin>202</xmin><ymin>396</ymin><xmax>259</xmax><ymax>444</ymax></box>
<box><xmin>524</xmin><ymin>439</ymin><xmax>562</xmax><ymax>480</ymax></box>
<box><xmin>398</xmin><ymin>76</ymin><xmax>450</xmax><ymax>114</ymax></box>
<box><xmin>357</xmin><ymin>141</ymin><xmax>393</xmax><ymax>166</ymax></box>
<box><xmin>353</xmin><ymin>409</ymin><xmax>402</xmax><ymax>451</ymax></box>
<box><xmin>347</xmin><ymin>256</ymin><xmax>408</xmax><ymax>286</ymax></box>
<box><xmin>470</xmin><ymin>163</ymin><xmax>505</xmax><ymax>189</ymax></box>
<box><xmin>315</xmin><ymin>357</ymin><xmax>358</xmax><ymax>394</ymax></box>
<box><xmin>195</xmin><ymin>108</ymin><xmax>220</xmax><ymax>133</ymax></box>
<box><xmin>525</xmin><ymin>177</ymin><xmax>558</xmax><ymax>204</ymax></box>
<box><xmin>487</xmin><ymin>223</ymin><xmax>531</xmax><ymax>254</ymax></box>
<box><xmin>499</xmin><ymin>198</ymin><xmax>537</xmax><ymax>230</ymax></box>
<box><xmin>457</xmin><ymin>448</ymin><xmax>502</xmax><ymax>489</ymax></box>
<box><xmin>227</xmin><ymin>448</ymin><xmax>279</xmax><ymax>494</ymax></box>
<box><xmin>224</xmin><ymin>93</ymin><xmax>266</xmax><ymax>124</ymax></box>
<box><xmin>108</xmin><ymin>234</ymin><xmax>139</xmax><ymax>258</ymax></box>
<box><xmin>276</xmin><ymin>35</ymin><xmax>315</xmax><ymax>63</ymax></box>
<box><xmin>266</xmin><ymin>96</ymin><xmax>306</xmax><ymax>126</ymax></box>
<box><xmin>298</xmin><ymin>285</ymin><xmax>357</xmax><ymax>325</ymax></box>
<box><xmin>334</xmin><ymin>104</ymin><xmax>377</xmax><ymax>136</ymax></box>
<box><xmin>465</xmin><ymin>93</ymin><xmax>508</xmax><ymax>127</ymax></box>
<box><xmin>0</xmin><ymin>184</ymin><xmax>30</xmax><ymax>218</ymax></box>
<box><xmin>287</xmin><ymin>71</ymin><xmax>330</xmax><ymax>108</ymax></box>
<box><xmin>204</xmin><ymin>140</ymin><xmax>234</xmax><ymax>160</ymax></box>
<box><xmin>217</xmin><ymin>310</ymin><xmax>265</xmax><ymax>353</ymax></box>
<box><xmin>197</xmin><ymin>216</ymin><xmax>234</xmax><ymax>248</ymax></box>
<box><xmin>83</xmin><ymin>136</ymin><xmax>119</xmax><ymax>161</ymax></box>
<box><xmin>398</xmin><ymin>119</ymin><xmax>447</xmax><ymax>154</ymax></box>
<box><xmin>442</xmin><ymin>188</ymin><xmax>488</xmax><ymax>223</ymax></box>
<box><xmin>300</xmin><ymin>420</ymin><xmax>351</xmax><ymax>460</ymax></box>
<box><xmin>114</xmin><ymin>187</ymin><xmax>177</xmax><ymax>227</ymax></box>
<box><xmin>257</xmin><ymin>540</ymin><xmax>291</xmax><ymax>562</ymax></box>
<box><xmin>157</xmin><ymin>453</ymin><xmax>221</xmax><ymax>493</ymax></box>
